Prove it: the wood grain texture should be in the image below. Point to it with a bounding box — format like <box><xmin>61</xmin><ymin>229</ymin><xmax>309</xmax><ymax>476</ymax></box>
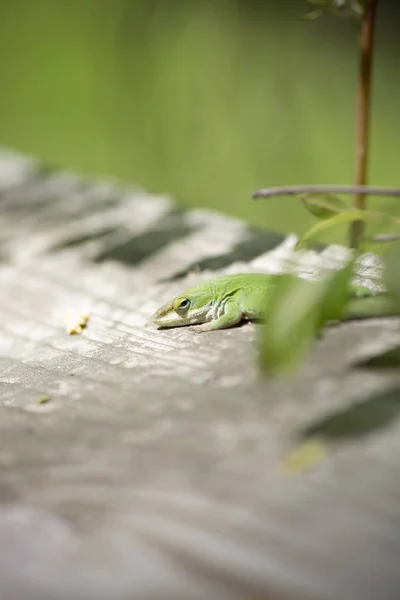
<box><xmin>0</xmin><ymin>149</ymin><xmax>399</xmax><ymax>600</ymax></box>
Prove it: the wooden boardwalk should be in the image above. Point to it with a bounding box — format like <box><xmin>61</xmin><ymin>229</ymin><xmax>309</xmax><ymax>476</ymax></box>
<box><xmin>0</xmin><ymin>149</ymin><xmax>399</xmax><ymax>600</ymax></box>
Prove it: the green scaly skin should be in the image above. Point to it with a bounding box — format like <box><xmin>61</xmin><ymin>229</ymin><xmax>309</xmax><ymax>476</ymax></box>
<box><xmin>152</xmin><ymin>272</ymin><xmax>398</xmax><ymax>333</ymax></box>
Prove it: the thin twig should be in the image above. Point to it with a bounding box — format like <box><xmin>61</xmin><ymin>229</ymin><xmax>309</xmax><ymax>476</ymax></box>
<box><xmin>252</xmin><ymin>185</ymin><xmax>400</xmax><ymax>200</ymax></box>
<box><xmin>350</xmin><ymin>0</ymin><xmax>379</xmax><ymax>248</ymax></box>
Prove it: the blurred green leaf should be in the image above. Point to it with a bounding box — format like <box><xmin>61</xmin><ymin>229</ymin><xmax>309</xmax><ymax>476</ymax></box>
<box><xmin>260</xmin><ymin>262</ymin><xmax>354</xmax><ymax>376</ymax></box>
<box><xmin>384</xmin><ymin>241</ymin><xmax>400</xmax><ymax>305</ymax></box>
<box><xmin>260</xmin><ymin>274</ymin><xmax>320</xmax><ymax>376</ymax></box>
<box><xmin>296</xmin><ymin>209</ymin><xmax>395</xmax><ymax>250</ymax></box>
<box><xmin>317</xmin><ymin>260</ymin><xmax>354</xmax><ymax>327</ymax></box>
<box><xmin>349</xmin><ymin>284</ymin><xmax>375</xmax><ymax>298</ymax></box>
<box><xmin>300</xmin><ymin>193</ymin><xmax>351</xmax><ymax>220</ymax></box>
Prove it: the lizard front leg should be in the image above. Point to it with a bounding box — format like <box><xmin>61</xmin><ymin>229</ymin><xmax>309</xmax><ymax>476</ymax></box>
<box><xmin>189</xmin><ymin>299</ymin><xmax>243</xmax><ymax>333</ymax></box>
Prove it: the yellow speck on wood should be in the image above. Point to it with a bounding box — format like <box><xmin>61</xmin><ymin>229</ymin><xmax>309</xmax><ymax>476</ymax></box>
<box><xmin>279</xmin><ymin>437</ymin><xmax>328</xmax><ymax>475</ymax></box>
<box><xmin>36</xmin><ymin>395</ymin><xmax>51</xmax><ymax>404</ymax></box>
<box><xmin>65</xmin><ymin>312</ymin><xmax>90</xmax><ymax>335</ymax></box>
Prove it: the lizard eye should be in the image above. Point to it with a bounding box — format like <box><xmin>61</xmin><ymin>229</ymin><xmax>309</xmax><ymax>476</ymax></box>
<box><xmin>174</xmin><ymin>297</ymin><xmax>191</xmax><ymax>311</ymax></box>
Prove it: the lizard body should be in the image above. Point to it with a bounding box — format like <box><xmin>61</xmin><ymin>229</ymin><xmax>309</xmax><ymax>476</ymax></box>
<box><xmin>152</xmin><ymin>272</ymin><xmax>398</xmax><ymax>333</ymax></box>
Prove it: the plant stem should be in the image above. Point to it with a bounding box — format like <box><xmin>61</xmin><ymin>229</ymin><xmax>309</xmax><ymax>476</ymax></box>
<box><xmin>252</xmin><ymin>184</ymin><xmax>400</xmax><ymax>199</ymax></box>
<box><xmin>350</xmin><ymin>0</ymin><xmax>379</xmax><ymax>249</ymax></box>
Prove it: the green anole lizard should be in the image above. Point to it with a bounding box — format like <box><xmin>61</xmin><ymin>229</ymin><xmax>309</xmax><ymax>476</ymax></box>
<box><xmin>152</xmin><ymin>272</ymin><xmax>399</xmax><ymax>333</ymax></box>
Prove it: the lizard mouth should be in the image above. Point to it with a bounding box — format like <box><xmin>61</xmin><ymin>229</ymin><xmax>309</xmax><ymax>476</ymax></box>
<box><xmin>152</xmin><ymin>310</ymin><xmax>171</xmax><ymax>327</ymax></box>
<box><xmin>152</xmin><ymin>308</ymin><xmax>188</xmax><ymax>328</ymax></box>
<box><xmin>152</xmin><ymin>306</ymin><xmax>210</xmax><ymax>328</ymax></box>
<box><xmin>151</xmin><ymin>308</ymin><xmax>165</xmax><ymax>324</ymax></box>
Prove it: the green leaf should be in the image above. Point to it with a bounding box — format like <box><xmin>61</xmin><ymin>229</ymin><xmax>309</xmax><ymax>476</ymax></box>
<box><xmin>384</xmin><ymin>241</ymin><xmax>400</xmax><ymax>306</ymax></box>
<box><xmin>349</xmin><ymin>284</ymin><xmax>374</xmax><ymax>298</ymax></box>
<box><xmin>296</xmin><ymin>209</ymin><xmax>394</xmax><ymax>250</ymax></box>
<box><xmin>259</xmin><ymin>263</ymin><xmax>354</xmax><ymax>376</ymax></box>
<box><xmin>317</xmin><ymin>259</ymin><xmax>354</xmax><ymax>327</ymax></box>
<box><xmin>260</xmin><ymin>274</ymin><xmax>320</xmax><ymax>376</ymax></box>
<box><xmin>300</xmin><ymin>193</ymin><xmax>351</xmax><ymax>220</ymax></box>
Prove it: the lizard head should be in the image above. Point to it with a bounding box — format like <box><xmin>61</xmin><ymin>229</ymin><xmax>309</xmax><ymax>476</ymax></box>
<box><xmin>152</xmin><ymin>283</ymin><xmax>213</xmax><ymax>328</ymax></box>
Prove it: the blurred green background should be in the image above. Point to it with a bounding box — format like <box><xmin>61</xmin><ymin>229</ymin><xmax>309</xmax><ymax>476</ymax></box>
<box><xmin>0</xmin><ymin>0</ymin><xmax>398</xmax><ymax>242</ymax></box>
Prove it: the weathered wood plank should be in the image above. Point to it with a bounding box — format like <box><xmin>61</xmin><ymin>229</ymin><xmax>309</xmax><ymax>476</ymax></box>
<box><xmin>0</xmin><ymin>148</ymin><xmax>399</xmax><ymax>600</ymax></box>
